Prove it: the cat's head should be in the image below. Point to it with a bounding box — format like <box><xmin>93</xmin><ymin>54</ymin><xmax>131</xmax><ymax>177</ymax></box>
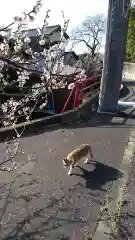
<box><xmin>62</xmin><ymin>158</ymin><xmax>69</xmax><ymax>168</ymax></box>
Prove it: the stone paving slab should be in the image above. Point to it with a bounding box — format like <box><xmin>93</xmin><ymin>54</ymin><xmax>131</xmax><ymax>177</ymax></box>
<box><xmin>116</xmin><ymin>156</ymin><xmax>135</xmax><ymax>240</ymax></box>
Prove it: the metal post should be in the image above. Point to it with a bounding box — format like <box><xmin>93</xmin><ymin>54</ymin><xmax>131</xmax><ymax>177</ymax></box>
<box><xmin>98</xmin><ymin>0</ymin><xmax>130</xmax><ymax>115</ymax></box>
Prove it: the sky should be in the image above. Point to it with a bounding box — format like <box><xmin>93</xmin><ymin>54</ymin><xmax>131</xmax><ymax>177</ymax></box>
<box><xmin>0</xmin><ymin>0</ymin><xmax>108</xmax><ymax>53</ymax></box>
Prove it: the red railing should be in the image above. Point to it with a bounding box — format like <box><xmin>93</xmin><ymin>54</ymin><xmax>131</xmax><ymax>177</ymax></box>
<box><xmin>61</xmin><ymin>76</ymin><xmax>100</xmax><ymax>113</ymax></box>
<box><xmin>61</xmin><ymin>85</ymin><xmax>75</xmax><ymax>113</ymax></box>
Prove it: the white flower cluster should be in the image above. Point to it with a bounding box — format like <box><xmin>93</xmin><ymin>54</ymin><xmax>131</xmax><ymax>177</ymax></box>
<box><xmin>39</xmin><ymin>100</ymin><xmax>48</xmax><ymax>110</ymax></box>
<box><xmin>2</xmin><ymin>99</ymin><xmax>19</xmax><ymax>126</ymax></box>
<box><xmin>14</xmin><ymin>39</ymin><xmax>23</xmax><ymax>52</ymax></box>
<box><xmin>53</xmin><ymin>57</ymin><xmax>65</xmax><ymax>75</ymax></box>
<box><xmin>0</xmin><ymin>61</ymin><xmax>4</xmax><ymax>70</ymax></box>
<box><xmin>0</xmin><ymin>73</ymin><xmax>3</xmax><ymax>79</ymax></box>
<box><xmin>1</xmin><ymin>97</ymin><xmax>31</xmax><ymax>126</ymax></box>
<box><xmin>32</xmin><ymin>82</ymin><xmax>47</xmax><ymax>98</ymax></box>
<box><xmin>39</xmin><ymin>39</ymin><xmax>45</xmax><ymax>46</ymax></box>
<box><xmin>0</xmin><ymin>2</ymin><xmax>71</xmax><ymax>129</ymax></box>
<box><xmin>45</xmin><ymin>45</ymin><xmax>65</xmax><ymax>72</ymax></box>
<box><xmin>17</xmin><ymin>70</ymin><xmax>29</xmax><ymax>87</ymax></box>
<box><xmin>2</xmin><ymin>98</ymin><xmax>18</xmax><ymax>113</ymax></box>
<box><xmin>24</xmin><ymin>37</ymin><xmax>31</xmax><ymax>44</ymax></box>
<box><xmin>0</xmin><ymin>41</ymin><xmax>9</xmax><ymax>56</ymax></box>
<box><xmin>0</xmin><ymin>76</ymin><xmax>8</xmax><ymax>87</ymax></box>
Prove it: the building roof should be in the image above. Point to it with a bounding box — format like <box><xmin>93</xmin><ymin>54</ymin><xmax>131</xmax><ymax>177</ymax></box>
<box><xmin>54</xmin><ymin>66</ymin><xmax>83</xmax><ymax>76</ymax></box>
<box><xmin>26</xmin><ymin>28</ymin><xmax>41</xmax><ymax>37</ymax></box>
<box><xmin>24</xmin><ymin>25</ymin><xmax>69</xmax><ymax>39</ymax></box>
<box><xmin>64</xmin><ymin>51</ymin><xmax>79</xmax><ymax>60</ymax></box>
<box><xmin>44</xmin><ymin>25</ymin><xmax>61</xmax><ymax>35</ymax></box>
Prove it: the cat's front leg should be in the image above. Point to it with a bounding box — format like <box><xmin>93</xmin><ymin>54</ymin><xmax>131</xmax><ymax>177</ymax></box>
<box><xmin>68</xmin><ymin>164</ymin><xmax>73</xmax><ymax>176</ymax></box>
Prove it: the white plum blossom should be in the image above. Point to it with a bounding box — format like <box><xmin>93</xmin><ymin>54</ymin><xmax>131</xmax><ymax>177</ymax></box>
<box><xmin>0</xmin><ymin>61</ymin><xmax>4</xmax><ymax>70</ymax></box>
<box><xmin>14</xmin><ymin>44</ymin><xmax>22</xmax><ymax>52</ymax></box>
<box><xmin>68</xmin><ymin>83</ymin><xmax>75</xmax><ymax>90</ymax></box>
<box><xmin>39</xmin><ymin>39</ymin><xmax>45</xmax><ymax>46</ymax></box>
<box><xmin>17</xmin><ymin>70</ymin><xmax>29</xmax><ymax>87</ymax></box>
<box><xmin>39</xmin><ymin>100</ymin><xmax>48</xmax><ymax>109</ymax></box>
<box><xmin>24</xmin><ymin>37</ymin><xmax>31</xmax><ymax>44</ymax></box>
<box><xmin>0</xmin><ymin>42</ymin><xmax>9</xmax><ymax>56</ymax></box>
<box><xmin>0</xmin><ymin>73</ymin><xmax>3</xmax><ymax>78</ymax></box>
<box><xmin>0</xmin><ymin>1</ymin><xmax>74</xmax><ymax>129</ymax></box>
<box><xmin>41</xmin><ymin>75</ymin><xmax>45</xmax><ymax>81</ymax></box>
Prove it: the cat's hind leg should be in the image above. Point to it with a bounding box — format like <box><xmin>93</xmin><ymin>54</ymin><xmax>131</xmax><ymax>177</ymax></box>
<box><xmin>89</xmin><ymin>146</ymin><xmax>94</xmax><ymax>160</ymax></box>
<box><xmin>84</xmin><ymin>148</ymin><xmax>93</xmax><ymax>164</ymax></box>
<box><xmin>84</xmin><ymin>157</ymin><xmax>89</xmax><ymax>164</ymax></box>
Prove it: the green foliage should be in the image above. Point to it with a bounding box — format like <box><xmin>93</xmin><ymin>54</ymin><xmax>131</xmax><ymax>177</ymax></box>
<box><xmin>126</xmin><ymin>8</ymin><xmax>135</xmax><ymax>62</ymax></box>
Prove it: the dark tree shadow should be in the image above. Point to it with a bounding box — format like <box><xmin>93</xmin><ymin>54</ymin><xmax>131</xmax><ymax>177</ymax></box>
<box><xmin>119</xmin><ymin>85</ymin><xmax>130</xmax><ymax>99</ymax></box>
<box><xmin>0</xmin><ymin>161</ymin><xmax>123</xmax><ymax>240</ymax></box>
<box><xmin>1</xmin><ymin>194</ymin><xmax>87</xmax><ymax>240</ymax></box>
<box><xmin>122</xmin><ymin>84</ymin><xmax>135</xmax><ymax>102</ymax></box>
<box><xmin>0</xmin><ymin>179</ymin><xmax>89</xmax><ymax>240</ymax></box>
<box><xmin>71</xmin><ymin>161</ymin><xmax>123</xmax><ymax>191</ymax></box>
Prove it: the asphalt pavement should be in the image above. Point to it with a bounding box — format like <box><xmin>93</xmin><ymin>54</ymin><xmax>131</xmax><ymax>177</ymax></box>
<box><xmin>0</xmin><ymin>85</ymin><xmax>135</xmax><ymax>240</ymax></box>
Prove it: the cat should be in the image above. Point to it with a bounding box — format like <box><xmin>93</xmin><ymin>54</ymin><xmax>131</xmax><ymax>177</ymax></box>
<box><xmin>62</xmin><ymin>144</ymin><xmax>93</xmax><ymax>176</ymax></box>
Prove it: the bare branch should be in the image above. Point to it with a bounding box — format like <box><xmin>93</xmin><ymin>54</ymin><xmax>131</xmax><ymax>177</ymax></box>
<box><xmin>0</xmin><ymin>0</ymin><xmax>42</xmax><ymax>32</ymax></box>
<box><xmin>0</xmin><ymin>56</ymin><xmax>42</xmax><ymax>73</ymax></box>
<box><xmin>72</xmin><ymin>14</ymin><xmax>105</xmax><ymax>57</ymax></box>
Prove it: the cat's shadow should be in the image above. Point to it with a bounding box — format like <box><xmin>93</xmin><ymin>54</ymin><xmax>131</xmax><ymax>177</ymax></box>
<box><xmin>71</xmin><ymin>160</ymin><xmax>123</xmax><ymax>191</ymax></box>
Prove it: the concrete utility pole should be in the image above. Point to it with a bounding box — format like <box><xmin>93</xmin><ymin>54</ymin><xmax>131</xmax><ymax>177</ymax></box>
<box><xmin>98</xmin><ymin>0</ymin><xmax>130</xmax><ymax>114</ymax></box>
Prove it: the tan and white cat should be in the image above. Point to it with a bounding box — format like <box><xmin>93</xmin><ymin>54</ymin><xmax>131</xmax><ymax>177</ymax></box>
<box><xmin>62</xmin><ymin>144</ymin><xmax>93</xmax><ymax>176</ymax></box>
